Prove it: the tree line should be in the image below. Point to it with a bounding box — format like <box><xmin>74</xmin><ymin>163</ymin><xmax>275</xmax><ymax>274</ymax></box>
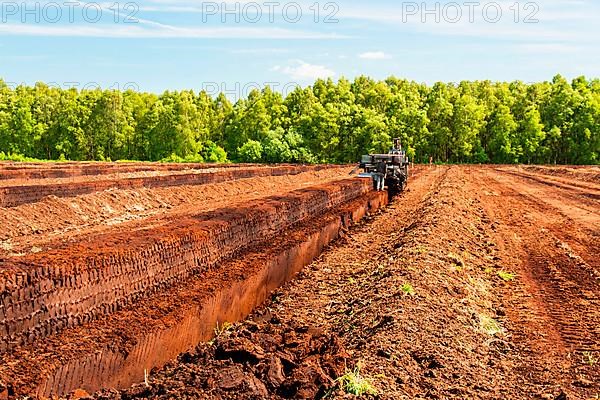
<box><xmin>0</xmin><ymin>75</ymin><xmax>598</xmax><ymax>165</ymax></box>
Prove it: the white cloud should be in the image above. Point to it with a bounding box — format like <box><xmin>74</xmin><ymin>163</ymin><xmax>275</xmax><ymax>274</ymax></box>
<box><xmin>275</xmin><ymin>60</ymin><xmax>335</xmax><ymax>80</ymax></box>
<box><xmin>0</xmin><ymin>23</ymin><xmax>344</xmax><ymax>39</ymax></box>
<box><xmin>359</xmin><ymin>51</ymin><xmax>391</xmax><ymax>60</ymax></box>
<box><xmin>516</xmin><ymin>43</ymin><xmax>584</xmax><ymax>54</ymax></box>
<box><xmin>231</xmin><ymin>48</ymin><xmax>290</xmax><ymax>55</ymax></box>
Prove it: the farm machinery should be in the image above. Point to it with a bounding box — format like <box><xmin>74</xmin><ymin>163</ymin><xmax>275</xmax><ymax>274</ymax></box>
<box><xmin>357</xmin><ymin>138</ymin><xmax>410</xmax><ymax>195</ymax></box>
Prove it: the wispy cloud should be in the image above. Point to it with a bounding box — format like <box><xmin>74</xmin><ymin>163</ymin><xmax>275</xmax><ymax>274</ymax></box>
<box><xmin>0</xmin><ymin>1</ymin><xmax>349</xmax><ymax>39</ymax></box>
<box><xmin>336</xmin><ymin>0</ymin><xmax>598</xmax><ymax>43</ymax></box>
<box><xmin>0</xmin><ymin>23</ymin><xmax>345</xmax><ymax>39</ymax></box>
<box><xmin>359</xmin><ymin>51</ymin><xmax>391</xmax><ymax>60</ymax></box>
<box><xmin>516</xmin><ymin>43</ymin><xmax>585</xmax><ymax>54</ymax></box>
<box><xmin>138</xmin><ymin>0</ymin><xmax>312</xmax><ymax>13</ymax></box>
<box><xmin>272</xmin><ymin>60</ymin><xmax>335</xmax><ymax>80</ymax></box>
<box><xmin>0</xmin><ymin>54</ymin><xmax>47</xmax><ymax>61</ymax></box>
<box><xmin>230</xmin><ymin>48</ymin><xmax>290</xmax><ymax>55</ymax></box>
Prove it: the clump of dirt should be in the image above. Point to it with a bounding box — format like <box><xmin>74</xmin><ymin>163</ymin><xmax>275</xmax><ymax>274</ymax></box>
<box><xmin>0</xmin><ymin>380</ymin><xmax>10</xmax><ymax>400</ymax></box>
<box><xmin>83</xmin><ymin>319</ymin><xmax>351</xmax><ymax>400</ymax></box>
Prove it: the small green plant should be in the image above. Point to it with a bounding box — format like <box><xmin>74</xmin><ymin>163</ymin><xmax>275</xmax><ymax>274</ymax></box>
<box><xmin>337</xmin><ymin>366</ymin><xmax>378</xmax><ymax>396</ymax></box>
<box><xmin>214</xmin><ymin>321</ymin><xmax>233</xmax><ymax>337</ymax></box>
<box><xmin>497</xmin><ymin>271</ymin><xmax>515</xmax><ymax>282</ymax></box>
<box><xmin>582</xmin><ymin>351</ymin><xmax>597</xmax><ymax>367</ymax></box>
<box><xmin>479</xmin><ymin>314</ymin><xmax>503</xmax><ymax>336</ymax></box>
<box><xmin>401</xmin><ymin>283</ymin><xmax>415</xmax><ymax>296</ymax></box>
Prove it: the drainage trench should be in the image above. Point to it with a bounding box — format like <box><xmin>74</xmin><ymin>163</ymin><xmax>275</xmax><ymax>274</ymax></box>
<box><xmin>0</xmin><ymin>185</ymin><xmax>388</xmax><ymax>398</ymax></box>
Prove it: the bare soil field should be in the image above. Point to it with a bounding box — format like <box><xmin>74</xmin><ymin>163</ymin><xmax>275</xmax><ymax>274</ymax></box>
<box><xmin>512</xmin><ymin>165</ymin><xmax>600</xmax><ymax>184</ymax></box>
<box><xmin>0</xmin><ymin>164</ymin><xmax>598</xmax><ymax>399</ymax></box>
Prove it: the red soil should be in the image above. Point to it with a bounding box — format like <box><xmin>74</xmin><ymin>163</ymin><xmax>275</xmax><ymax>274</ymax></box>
<box><xmin>78</xmin><ymin>165</ymin><xmax>599</xmax><ymax>400</ymax></box>
<box><xmin>0</xmin><ymin>165</ymin><xmax>341</xmax><ymax>207</ymax></box>
<box><xmin>0</xmin><ymin>187</ymin><xmax>387</xmax><ymax>398</ymax></box>
<box><xmin>2</xmin><ymin>164</ymin><xmax>599</xmax><ymax>400</ymax></box>
<box><xmin>0</xmin><ymin>167</ymin><xmax>351</xmax><ymax>255</ymax></box>
<box><xmin>0</xmin><ymin>162</ymin><xmax>391</xmax><ymax>397</ymax></box>
<box><xmin>0</xmin><ymin>161</ymin><xmax>268</xmax><ymax>181</ymax></box>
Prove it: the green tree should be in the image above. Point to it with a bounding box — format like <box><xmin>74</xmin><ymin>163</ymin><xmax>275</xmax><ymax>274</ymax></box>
<box><xmin>237</xmin><ymin>140</ymin><xmax>263</xmax><ymax>163</ymax></box>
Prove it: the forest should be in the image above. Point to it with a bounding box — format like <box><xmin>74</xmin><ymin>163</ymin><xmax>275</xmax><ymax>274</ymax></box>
<box><xmin>0</xmin><ymin>74</ymin><xmax>598</xmax><ymax>165</ymax></box>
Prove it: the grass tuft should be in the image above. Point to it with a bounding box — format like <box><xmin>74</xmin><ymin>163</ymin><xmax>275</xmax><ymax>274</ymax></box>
<box><xmin>479</xmin><ymin>314</ymin><xmax>504</xmax><ymax>336</ymax></box>
<box><xmin>582</xmin><ymin>351</ymin><xmax>597</xmax><ymax>367</ymax></box>
<box><xmin>497</xmin><ymin>271</ymin><xmax>515</xmax><ymax>282</ymax></box>
<box><xmin>337</xmin><ymin>366</ymin><xmax>378</xmax><ymax>396</ymax></box>
<box><xmin>214</xmin><ymin>321</ymin><xmax>233</xmax><ymax>337</ymax></box>
<box><xmin>415</xmin><ymin>245</ymin><xmax>427</xmax><ymax>254</ymax></box>
<box><xmin>401</xmin><ymin>283</ymin><xmax>415</xmax><ymax>296</ymax></box>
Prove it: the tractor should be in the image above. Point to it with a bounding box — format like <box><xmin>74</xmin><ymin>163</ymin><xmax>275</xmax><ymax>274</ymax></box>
<box><xmin>357</xmin><ymin>138</ymin><xmax>410</xmax><ymax>196</ymax></box>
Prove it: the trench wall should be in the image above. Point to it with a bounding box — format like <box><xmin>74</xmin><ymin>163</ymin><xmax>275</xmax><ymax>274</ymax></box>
<box><xmin>0</xmin><ymin>179</ymin><xmax>370</xmax><ymax>351</ymax></box>
<box><xmin>32</xmin><ymin>190</ymin><xmax>388</xmax><ymax>397</ymax></box>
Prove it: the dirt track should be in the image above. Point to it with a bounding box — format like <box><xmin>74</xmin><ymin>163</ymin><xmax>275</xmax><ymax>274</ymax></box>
<box><xmin>1</xmin><ymin>164</ymin><xmax>599</xmax><ymax>399</ymax></box>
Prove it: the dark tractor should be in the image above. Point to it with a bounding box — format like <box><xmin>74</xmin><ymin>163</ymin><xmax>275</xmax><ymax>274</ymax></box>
<box><xmin>358</xmin><ymin>138</ymin><xmax>410</xmax><ymax>196</ymax></box>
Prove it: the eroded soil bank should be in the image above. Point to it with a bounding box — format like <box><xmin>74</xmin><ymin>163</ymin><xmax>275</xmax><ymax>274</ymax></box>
<box><xmin>82</xmin><ymin>165</ymin><xmax>599</xmax><ymax>399</ymax></box>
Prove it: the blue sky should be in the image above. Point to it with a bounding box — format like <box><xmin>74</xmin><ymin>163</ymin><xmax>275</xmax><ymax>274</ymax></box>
<box><xmin>1</xmin><ymin>0</ymin><xmax>599</xmax><ymax>97</ymax></box>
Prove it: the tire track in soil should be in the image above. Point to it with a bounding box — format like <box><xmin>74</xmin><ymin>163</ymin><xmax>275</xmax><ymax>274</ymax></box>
<box><xmin>516</xmin><ymin>166</ymin><xmax>600</xmax><ymax>185</ymax></box>
<box><xmin>486</xmin><ymin>168</ymin><xmax>600</xmax><ymax>270</ymax></box>
<box><xmin>497</xmin><ymin>168</ymin><xmax>600</xmax><ymax>206</ymax></box>
<box><xmin>470</xmin><ymin>168</ymin><xmax>600</xmax><ymax>398</ymax></box>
